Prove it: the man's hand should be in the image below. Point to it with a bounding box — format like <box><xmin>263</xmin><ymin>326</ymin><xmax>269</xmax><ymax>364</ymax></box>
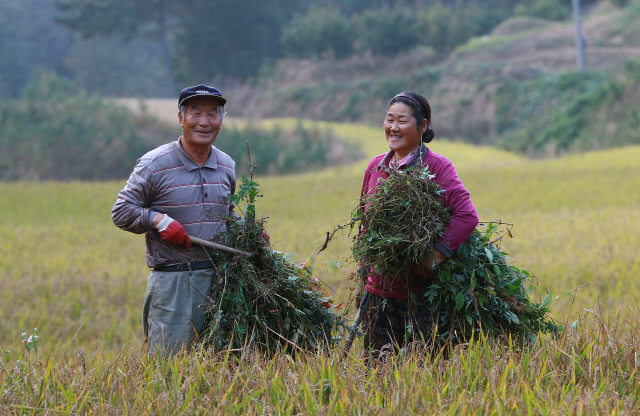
<box><xmin>153</xmin><ymin>214</ymin><xmax>192</xmax><ymax>250</ymax></box>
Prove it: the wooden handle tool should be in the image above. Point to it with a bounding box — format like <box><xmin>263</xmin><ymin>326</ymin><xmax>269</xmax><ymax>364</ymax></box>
<box><xmin>189</xmin><ymin>235</ymin><xmax>255</xmax><ymax>258</ymax></box>
<box><xmin>343</xmin><ymin>308</ymin><xmax>362</xmax><ymax>354</ymax></box>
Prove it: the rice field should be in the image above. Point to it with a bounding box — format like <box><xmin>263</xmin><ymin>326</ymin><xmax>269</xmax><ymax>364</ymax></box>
<box><xmin>1</xmin><ymin>119</ymin><xmax>640</xmax><ymax>414</ymax></box>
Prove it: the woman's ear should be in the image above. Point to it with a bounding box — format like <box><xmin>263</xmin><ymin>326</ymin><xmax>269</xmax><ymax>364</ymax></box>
<box><xmin>422</xmin><ymin>119</ymin><xmax>429</xmax><ymax>134</ymax></box>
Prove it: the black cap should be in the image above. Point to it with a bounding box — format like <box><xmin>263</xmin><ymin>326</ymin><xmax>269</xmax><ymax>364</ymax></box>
<box><xmin>178</xmin><ymin>84</ymin><xmax>227</xmax><ymax>108</ymax></box>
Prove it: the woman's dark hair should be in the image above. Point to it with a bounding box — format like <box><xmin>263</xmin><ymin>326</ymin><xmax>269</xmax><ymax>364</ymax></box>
<box><xmin>388</xmin><ymin>91</ymin><xmax>435</xmax><ymax>143</ymax></box>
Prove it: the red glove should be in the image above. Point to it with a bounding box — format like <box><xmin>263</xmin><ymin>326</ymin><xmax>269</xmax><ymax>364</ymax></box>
<box><xmin>156</xmin><ymin>215</ymin><xmax>192</xmax><ymax>249</ymax></box>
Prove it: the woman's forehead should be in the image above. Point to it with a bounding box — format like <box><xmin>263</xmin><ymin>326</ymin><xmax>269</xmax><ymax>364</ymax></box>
<box><xmin>387</xmin><ymin>102</ymin><xmax>413</xmax><ymax>116</ymax></box>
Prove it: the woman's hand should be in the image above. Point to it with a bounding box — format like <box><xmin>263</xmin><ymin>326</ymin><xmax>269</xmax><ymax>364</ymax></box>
<box><xmin>412</xmin><ymin>249</ymin><xmax>446</xmax><ymax>277</ymax></box>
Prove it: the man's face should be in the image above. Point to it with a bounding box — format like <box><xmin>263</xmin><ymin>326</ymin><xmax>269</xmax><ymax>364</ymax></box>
<box><xmin>178</xmin><ymin>97</ymin><xmax>224</xmax><ymax>149</ymax></box>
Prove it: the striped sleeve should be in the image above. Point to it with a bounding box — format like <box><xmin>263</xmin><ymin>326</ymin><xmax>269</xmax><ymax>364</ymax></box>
<box><xmin>111</xmin><ymin>158</ymin><xmax>156</xmax><ymax>234</ymax></box>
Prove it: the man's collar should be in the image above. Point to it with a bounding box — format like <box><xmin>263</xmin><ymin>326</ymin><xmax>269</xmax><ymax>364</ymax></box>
<box><xmin>377</xmin><ymin>144</ymin><xmax>428</xmax><ymax>171</ymax></box>
<box><xmin>176</xmin><ymin>137</ymin><xmax>218</xmax><ymax>171</ymax></box>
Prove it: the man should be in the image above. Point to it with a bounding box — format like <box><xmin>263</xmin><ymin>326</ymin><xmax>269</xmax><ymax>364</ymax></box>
<box><xmin>112</xmin><ymin>84</ymin><xmax>236</xmax><ymax>356</ymax></box>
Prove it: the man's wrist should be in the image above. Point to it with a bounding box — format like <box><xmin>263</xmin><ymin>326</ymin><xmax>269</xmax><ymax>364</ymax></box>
<box><xmin>154</xmin><ymin>214</ymin><xmax>174</xmax><ymax>232</ymax></box>
<box><xmin>151</xmin><ymin>213</ymin><xmax>164</xmax><ymax>229</ymax></box>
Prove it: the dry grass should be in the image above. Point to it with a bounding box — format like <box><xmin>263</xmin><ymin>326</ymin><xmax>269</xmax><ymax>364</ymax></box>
<box><xmin>2</xmin><ymin>120</ymin><xmax>640</xmax><ymax>413</ymax></box>
<box><xmin>3</xmin><ymin>313</ymin><xmax>640</xmax><ymax>414</ymax></box>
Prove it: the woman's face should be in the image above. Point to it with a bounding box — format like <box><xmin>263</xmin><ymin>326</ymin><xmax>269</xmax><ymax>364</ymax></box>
<box><xmin>384</xmin><ymin>102</ymin><xmax>426</xmax><ymax>159</ymax></box>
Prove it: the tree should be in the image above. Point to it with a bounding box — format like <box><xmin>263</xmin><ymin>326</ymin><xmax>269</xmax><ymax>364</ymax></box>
<box><xmin>281</xmin><ymin>7</ymin><xmax>355</xmax><ymax>59</ymax></box>
<box><xmin>0</xmin><ymin>73</ymin><xmax>178</xmax><ymax>180</ymax></box>
<box><xmin>356</xmin><ymin>8</ymin><xmax>421</xmax><ymax>57</ymax></box>
<box><xmin>415</xmin><ymin>3</ymin><xmax>482</xmax><ymax>55</ymax></box>
<box><xmin>171</xmin><ymin>0</ymin><xmax>299</xmax><ymax>85</ymax></box>
<box><xmin>56</xmin><ymin>0</ymin><xmax>179</xmax><ymax>93</ymax></box>
<box><xmin>514</xmin><ymin>0</ymin><xmax>571</xmax><ymax>21</ymax></box>
<box><xmin>65</xmin><ymin>35</ymin><xmax>172</xmax><ymax>97</ymax></box>
<box><xmin>0</xmin><ymin>0</ymin><xmax>74</xmax><ymax>97</ymax></box>
<box><xmin>56</xmin><ymin>0</ymin><xmax>311</xmax><ymax>88</ymax></box>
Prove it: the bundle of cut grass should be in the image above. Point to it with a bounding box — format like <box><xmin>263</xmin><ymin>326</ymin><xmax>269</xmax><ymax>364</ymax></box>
<box><xmin>201</xmin><ymin>176</ymin><xmax>344</xmax><ymax>354</ymax></box>
<box><xmin>352</xmin><ymin>167</ymin><xmax>450</xmax><ymax>276</ymax></box>
<box><xmin>352</xmin><ymin>165</ymin><xmax>559</xmax><ymax>345</ymax></box>
<box><xmin>428</xmin><ymin>225</ymin><xmax>560</xmax><ymax>345</ymax></box>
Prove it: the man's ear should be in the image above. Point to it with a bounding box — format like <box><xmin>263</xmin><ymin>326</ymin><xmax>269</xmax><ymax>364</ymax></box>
<box><xmin>178</xmin><ymin>111</ymin><xmax>184</xmax><ymax>128</ymax></box>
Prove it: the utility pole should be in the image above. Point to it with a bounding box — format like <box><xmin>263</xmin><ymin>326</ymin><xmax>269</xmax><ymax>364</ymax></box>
<box><xmin>572</xmin><ymin>0</ymin><xmax>585</xmax><ymax>72</ymax></box>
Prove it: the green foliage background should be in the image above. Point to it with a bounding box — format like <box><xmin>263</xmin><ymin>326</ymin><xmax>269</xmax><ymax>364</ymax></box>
<box><xmin>0</xmin><ymin>75</ymin><xmax>358</xmax><ymax>180</ymax></box>
<box><xmin>0</xmin><ymin>74</ymin><xmax>176</xmax><ymax>180</ymax></box>
<box><xmin>495</xmin><ymin>63</ymin><xmax>640</xmax><ymax>154</ymax></box>
<box><xmin>4</xmin><ymin>0</ymin><xmax>640</xmax><ymax>159</ymax></box>
<box><xmin>216</xmin><ymin>123</ymin><xmax>361</xmax><ymax>176</ymax></box>
<box><xmin>255</xmin><ymin>1</ymin><xmax>640</xmax><ymax>156</ymax></box>
<box><xmin>1</xmin><ymin>0</ymin><xmax>613</xmax><ymax>98</ymax></box>
<box><xmin>281</xmin><ymin>7</ymin><xmax>356</xmax><ymax>59</ymax></box>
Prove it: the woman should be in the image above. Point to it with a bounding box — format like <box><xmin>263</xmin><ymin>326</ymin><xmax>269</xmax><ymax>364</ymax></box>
<box><xmin>358</xmin><ymin>91</ymin><xmax>479</xmax><ymax>358</ymax></box>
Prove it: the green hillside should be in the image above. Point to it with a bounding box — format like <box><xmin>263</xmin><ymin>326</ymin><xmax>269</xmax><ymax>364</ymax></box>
<box><xmin>228</xmin><ymin>2</ymin><xmax>640</xmax><ymax>155</ymax></box>
<box><xmin>4</xmin><ymin>1</ymin><xmax>640</xmax><ymax>180</ymax></box>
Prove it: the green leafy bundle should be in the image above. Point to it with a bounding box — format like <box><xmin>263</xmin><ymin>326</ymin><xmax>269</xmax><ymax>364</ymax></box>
<box><xmin>352</xmin><ymin>165</ymin><xmax>559</xmax><ymax>344</ymax></box>
<box><xmin>201</xmin><ymin>175</ymin><xmax>344</xmax><ymax>354</ymax></box>
<box><xmin>429</xmin><ymin>225</ymin><xmax>560</xmax><ymax>344</ymax></box>
<box><xmin>352</xmin><ymin>166</ymin><xmax>451</xmax><ymax>277</ymax></box>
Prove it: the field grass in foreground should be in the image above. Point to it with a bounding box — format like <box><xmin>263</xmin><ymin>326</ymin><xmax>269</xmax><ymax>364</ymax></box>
<box><xmin>1</xmin><ymin>120</ymin><xmax>640</xmax><ymax>413</ymax></box>
<box><xmin>3</xmin><ymin>316</ymin><xmax>640</xmax><ymax>414</ymax></box>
